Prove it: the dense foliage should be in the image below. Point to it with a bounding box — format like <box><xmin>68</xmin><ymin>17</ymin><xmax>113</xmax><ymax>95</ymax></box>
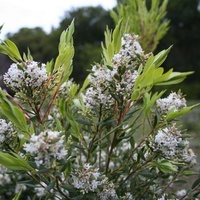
<box><xmin>0</xmin><ymin>15</ymin><xmax>200</xmax><ymax>199</ymax></box>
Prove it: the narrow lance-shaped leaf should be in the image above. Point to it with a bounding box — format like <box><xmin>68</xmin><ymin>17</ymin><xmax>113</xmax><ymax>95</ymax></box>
<box><xmin>0</xmin><ymin>152</ymin><xmax>35</xmax><ymax>172</ymax></box>
<box><xmin>12</xmin><ymin>191</ymin><xmax>22</xmax><ymax>200</ymax></box>
<box><xmin>0</xmin><ymin>39</ymin><xmax>22</xmax><ymax>62</ymax></box>
<box><xmin>166</xmin><ymin>103</ymin><xmax>200</xmax><ymax>121</ymax></box>
<box><xmin>151</xmin><ymin>160</ymin><xmax>178</xmax><ymax>173</ymax></box>
<box><xmin>53</xmin><ymin>21</ymin><xmax>75</xmax><ymax>87</ymax></box>
<box><xmin>155</xmin><ymin>71</ymin><xmax>194</xmax><ymax>86</ymax></box>
<box><xmin>102</xmin><ymin>20</ymin><xmax>123</xmax><ymax>66</ymax></box>
<box><xmin>0</xmin><ymin>90</ymin><xmax>28</xmax><ymax>133</ymax></box>
<box><xmin>143</xmin><ymin>90</ymin><xmax>165</xmax><ymax>116</ymax></box>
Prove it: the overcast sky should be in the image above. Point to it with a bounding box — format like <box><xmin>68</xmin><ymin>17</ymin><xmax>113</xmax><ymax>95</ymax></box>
<box><xmin>0</xmin><ymin>0</ymin><xmax>117</xmax><ymax>39</ymax></box>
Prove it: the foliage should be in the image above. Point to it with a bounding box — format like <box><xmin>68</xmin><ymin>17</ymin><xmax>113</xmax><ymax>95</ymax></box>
<box><xmin>0</xmin><ymin>11</ymin><xmax>200</xmax><ymax>200</ymax></box>
<box><xmin>156</xmin><ymin>0</ymin><xmax>200</xmax><ymax>97</ymax></box>
<box><xmin>6</xmin><ymin>6</ymin><xmax>114</xmax><ymax>84</ymax></box>
<box><xmin>111</xmin><ymin>0</ymin><xmax>170</xmax><ymax>52</ymax></box>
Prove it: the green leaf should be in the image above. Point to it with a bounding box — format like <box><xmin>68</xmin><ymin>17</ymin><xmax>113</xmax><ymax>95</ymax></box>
<box><xmin>156</xmin><ymin>71</ymin><xmax>194</xmax><ymax>86</ymax></box>
<box><xmin>166</xmin><ymin>103</ymin><xmax>200</xmax><ymax>121</ymax></box>
<box><xmin>192</xmin><ymin>177</ymin><xmax>200</xmax><ymax>189</ymax></box>
<box><xmin>102</xmin><ymin>20</ymin><xmax>123</xmax><ymax>66</ymax></box>
<box><xmin>46</xmin><ymin>181</ymin><xmax>55</xmax><ymax>191</ymax></box>
<box><xmin>53</xmin><ymin>20</ymin><xmax>75</xmax><ymax>86</ymax></box>
<box><xmin>0</xmin><ymin>24</ymin><xmax>3</xmax><ymax>31</ymax></box>
<box><xmin>75</xmin><ymin>118</ymin><xmax>93</xmax><ymax>126</ymax></box>
<box><xmin>182</xmin><ymin>170</ymin><xmax>199</xmax><ymax>177</ymax></box>
<box><xmin>0</xmin><ymin>39</ymin><xmax>22</xmax><ymax>62</ymax></box>
<box><xmin>12</xmin><ymin>190</ymin><xmax>22</xmax><ymax>200</ymax></box>
<box><xmin>45</xmin><ymin>59</ymin><xmax>54</xmax><ymax>74</ymax></box>
<box><xmin>79</xmin><ymin>76</ymin><xmax>89</xmax><ymax>94</ymax></box>
<box><xmin>152</xmin><ymin>46</ymin><xmax>172</xmax><ymax>68</ymax></box>
<box><xmin>0</xmin><ymin>89</ymin><xmax>28</xmax><ymax>133</ymax></box>
<box><xmin>0</xmin><ymin>152</ymin><xmax>35</xmax><ymax>172</ymax></box>
<box><xmin>152</xmin><ymin>160</ymin><xmax>177</xmax><ymax>173</ymax></box>
<box><xmin>131</xmin><ymin>89</ymin><xmax>140</xmax><ymax>100</ymax></box>
<box><xmin>143</xmin><ymin>91</ymin><xmax>165</xmax><ymax>116</ymax></box>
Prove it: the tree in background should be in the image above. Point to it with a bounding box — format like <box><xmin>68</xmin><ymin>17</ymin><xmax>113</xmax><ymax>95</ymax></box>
<box><xmin>6</xmin><ymin>27</ymin><xmax>48</xmax><ymax>62</ymax></box>
<box><xmin>6</xmin><ymin>6</ymin><xmax>114</xmax><ymax>84</ymax></box>
<box><xmin>111</xmin><ymin>0</ymin><xmax>170</xmax><ymax>52</ymax></box>
<box><xmin>155</xmin><ymin>0</ymin><xmax>200</xmax><ymax>98</ymax></box>
<box><xmin>157</xmin><ymin>0</ymin><xmax>200</xmax><ymax>76</ymax></box>
<box><xmin>2</xmin><ymin>0</ymin><xmax>200</xmax><ymax>98</ymax></box>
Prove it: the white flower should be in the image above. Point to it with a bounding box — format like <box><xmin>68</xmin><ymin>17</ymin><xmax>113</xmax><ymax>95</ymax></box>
<box><xmin>98</xmin><ymin>182</ymin><xmax>118</xmax><ymax>200</ymax></box>
<box><xmin>15</xmin><ymin>183</ymin><xmax>27</xmax><ymax>193</ymax></box>
<box><xmin>155</xmin><ymin>126</ymin><xmax>182</xmax><ymax>158</ymax></box>
<box><xmin>23</xmin><ymin>130</ymin><xmax>67</xmax><ymax>167</ymax></box>
<box><xmin>82</xmin><ymin>33</ymin><xmax>146</xmax><ymax>110</ymax></box>
<box><xmin>72</xmin><ymin>163</ymin><xmax>101</xmax><ymax>193</ymax></box>
<box><xmin>59</xmin><ymin>79</ymin><xmax>74</xmax><ymax>96</ymax></box>
<box><xmin>0</xmin><ymin>119</ymin><xmax>14</xmax><ymax>144</ymax></box>
<box><xmin>35</xmin><ymin>183</ymin><xmax>48</xmax><ymax>197</ymax></box>
<box><xmin>120</xmin><ymin>192</ymin><xmax>134</xmax><ymax>200</ymax></box>
<box><xmin>156</xmin><ymin>92</ymin><xmax>187</xmax><ymax>115</ymax></box>
<box><xmin>176</xmin><ymin>189</ymin><xmax>186</xmax><ymax>197</ymax></box>
<box><xmin>0</xmin><ymin>164</ymin><xmax>11</xmax><ymax>185</ymax></box>
<box><xmin>113</xmin><ymin>34</ymin><xmax>144</xmax><ymax>67</ymax></box>
<box><xmin>154</xmin><ymin>124</ymin><xmax>197</xmax><ymax>164</ymax></box>
<box><xmin>3</xmin><ymin>61</ymin><xmax>48</xmax><ymax>92</ymax></box>
<box><xmin>182</xmin><ymin>148</ymin><xmax>197</xmax><ymax>165</ymax></box>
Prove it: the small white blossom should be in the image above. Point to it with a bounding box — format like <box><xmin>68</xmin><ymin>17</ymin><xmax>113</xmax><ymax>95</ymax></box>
<box><xmin>155</xmin><ymin>125</ymin><xmax>182</xmax><ymax>157</ymax></box>
<box><xmin>154</xmin><ymin>124</ymin><xmax>197</xmax><ymax>164</ymax></box>
<box><xmin>0</xmin><ymin>164</ymin><xmax>11</xmax><ymax>185</ymax></box>
<box><xmin>113</xmin><ymin>34</ymin><xmax>144</xmax><ymax>67</ymax></box>
<box><xmin>120</xmin><ymin>192</ymin><xmax>134</xmax><ymax>200</ymax></box>
<box><xmin>0</xmin><ymin>119</ymin><xmax>14</xmax><ymax>144</ymax></box>
<box><xmin>3</xmin><ymin>61</ymin><xmax>48</xmax><ymax>92</ymax></box>
<box><xmin>83</xmin><ymin>33</ymin><xmax>145</xmax><ymax>110</ymax></box>
<box><xmin>156</xmin><ymin>92</ymin><xmax>187</xmax><ymax>115</ymax></box>
<box><xmin>98</xmin><ymin>181</ymin><xmax>118</xmax><ymax>200</ymax></box>
<box><xmin>15</xmin><ymin>183</ymin><xmax>27</xmax><ymax>193</ymax></box>
<box><xmin>182</xmin><ymin>148</ymin><xmax>197</xmax><ymax>165</ymax></box>
<box><xmin>23</xmin><ymin>130</ymin><xmax>67</xmax><ymax>167</ymax></box>
<box><xmin>176</xmin><ymin>189</ymin><xmax>186</xmax><ymax>197</ymax></box>
<box><xmin>72</xmin><ymin>163</ymin><xmax>101</xmax><ymax>193</ymax></box>
<box><xmin>59</xmin><ymin>79</ymin><xmax>75</xmax><ymax>96</ymax></box>
<box><xmin>35</xmin><ymin>183</ymin><xmax>49</xmax><ymax>197</ymax></box>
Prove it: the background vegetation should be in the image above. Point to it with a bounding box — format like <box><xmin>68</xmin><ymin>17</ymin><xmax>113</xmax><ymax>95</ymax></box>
<box><xmin>1</xmin><ymin>0</ymin><xmax>200</xmax><ymax>99</ymax></box>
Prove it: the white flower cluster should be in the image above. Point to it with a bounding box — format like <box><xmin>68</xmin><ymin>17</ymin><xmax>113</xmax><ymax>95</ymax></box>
<box><xmin>98</xmin><ymin>181</ymin><xmax>118</xmax><ymax>200</ymax></box>
<box><xmin>23</xmin><ymin>130</ymin><xmax>67</xmax><ymax>167</ymax></box>
<box><xmin>34</xmin><ymin>182</ymin><xmax>54</xmax><ymax>197</ymax></box>
<box><xmin>72</xmin><ymin>163</ymin><xmax>118</xmax><ymax>199</ymax></box>
<box><xmin>112</xmin><ymin>34</ymin><xmax>144</xmax><ymax>67</ymax></box>
<box><xmin>176</xmin><ymin>189</ymin><xmax>186</xmax><ymax>197</ymax></box>
<box><xmin>59</xmin><ymin>79</ymin><xmax>73</xmax><ymax>96</ymax></box>
<box><xmin>0</xmin><ymin>119</ymin><xmax>14</xmax><ymax>144</ymax></box>
<box><xmin>120</xmin><ymin>192</ymin><xmax>134</xmax><ymax>200</ymax></box>
<box><xmin>156</xmin><ymin>92</ymin><xmax>187</xmax><ymax>115</ymax></box>
<box><xmin>3</xmin><ymin>61</ymin><xmax>48</xmax><ymax>92</ymax></box>
<box><xmin>0</xmin><ymin>164</ymin><xmax>11</xmax><ymax>185</ymax></box>
<box><xmin>83</xmin><ymin>34</ymin><xmax>144</xmax><ymax>109</ymax></box>
<box><xmin>154</xmin><ymin>124</ymin><xmax>196</xmax><ymax>164</ymax></box>
<box><xmin>72</xmin><ymin>163</ymin><xmax>101</xmax><ymax>193</ymax></box>
<box><xmin>155</xmin><ymin>125</ymin><xmax>182</xmax><ymax>157</ymax></box>
<box><xmin>15</xmin><ymin>183</ymin><xmax>27</xmax><ymax>194</ymax></box>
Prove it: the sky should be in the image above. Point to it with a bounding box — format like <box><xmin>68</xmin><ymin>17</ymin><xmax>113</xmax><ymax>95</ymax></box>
<box><xmin>0</xmin><ymin>0</ymin><xmax>117</xmax><ymax>39</ymax></box>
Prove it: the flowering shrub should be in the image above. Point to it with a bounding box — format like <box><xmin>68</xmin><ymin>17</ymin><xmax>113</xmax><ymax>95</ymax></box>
<box><xmin>0</xmin><ymin>21</ymin><xmax>200</xmax><ymax>200</ymax></box>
